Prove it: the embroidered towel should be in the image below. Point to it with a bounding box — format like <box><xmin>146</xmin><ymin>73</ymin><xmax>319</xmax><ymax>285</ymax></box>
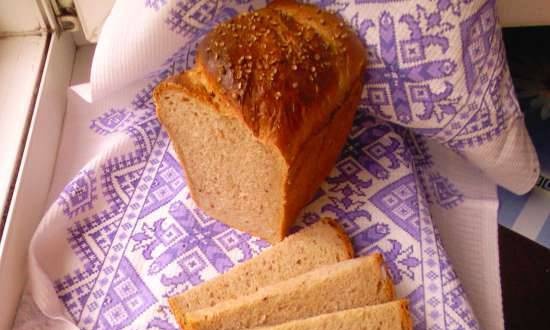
<box><xmin>22</xmin><ymin>1</ymin><xmax>539</xmax><ymax>330</ymax></box>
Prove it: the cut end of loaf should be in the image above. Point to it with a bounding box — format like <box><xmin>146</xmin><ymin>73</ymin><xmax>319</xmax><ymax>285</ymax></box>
<box><xmin>154</xmin><ymin>72</ymin><xmax>287</xmax><ymax>242</ymax></box>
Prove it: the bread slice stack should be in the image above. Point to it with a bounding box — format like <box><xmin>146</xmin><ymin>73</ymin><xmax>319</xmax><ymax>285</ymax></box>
<box><xmin>169</xmin><ymin>218</ymin><xmax>354</xmax><ymax>314</ymax></box>
<box><xmin>168</xmin><ymin>219</ymin><xmax>412</xmax><ymax>330</ymax></box>
<box><xmin>250</xmin><ymin>300</ymin><xmax>412</xmax><ymax>330</ymax></box>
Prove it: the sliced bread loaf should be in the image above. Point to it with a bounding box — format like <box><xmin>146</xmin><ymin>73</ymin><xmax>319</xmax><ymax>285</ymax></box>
<box><xmin>153</xmin><ymin>1</ymin><xmax>366</xmax><ymax>243</ymax></box>
<box><xmin>169</xmin><ymin>219</ymin><xmax>353</xmax><ymax>328</ymax></box>
<box><xmin>182</xmin><ymin>253</ymin><xmax>394</xmax><ymax>330</ymax></box>
<box><xmin>250</xmin><ymin>300</ymin><xmax>412</xmax><ymax>330</ymax></box>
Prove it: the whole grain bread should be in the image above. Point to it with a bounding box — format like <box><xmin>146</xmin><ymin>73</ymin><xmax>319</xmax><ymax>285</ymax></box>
<box><xmin>153</xmin><ymin>0</ymin><xmax>367</xmax><ymax>242</ymax></box>
<box><xmin>182</xmin><ymin>254</ymin><xmax>394</xmax><ymax>330</ymax></box>
<box><xmin>251</xmin><ymin>300</ymin><xmax>413</xmax><ymax>330</ymax></box>
<box><xmin>168</xmin><ymin>219</ymin><xmax>353</xmax><ymax>329</ymax></box>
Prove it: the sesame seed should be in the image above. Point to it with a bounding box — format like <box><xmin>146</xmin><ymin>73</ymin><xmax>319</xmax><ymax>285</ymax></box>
<box><xmin>314</xmin><ymin>54</ymin><xmax>321</xmax><ymax>61</ymax></box>
<box><xmin>311</xmin><ymin>66</ymin><xmax>316</xmax><ymax>72</ymax></box>
<box><xmin>291</xmin><ymin>64</ymin><xmax>298</xmax><ymax>70</ymax></box>
<box><xmin>292</xmin><ymin>82</ymin><xmax>298</xmax><ymax>88</ymax></box>
<box><xmin>275</xmin><ymin>91</ymin><xmax>281</xmax><ymax>99</ymax></box>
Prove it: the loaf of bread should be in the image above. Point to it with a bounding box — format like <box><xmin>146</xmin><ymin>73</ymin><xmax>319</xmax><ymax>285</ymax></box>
<box><xmin>168</xmin><ymin>218</ymin><xmax>353</xmax><ymax>328</ymax></box>
<box><xmin>153</xmin><ymin>0</ymin><xmax>367</xmax><ymax>242</ymax></box>
<box><xmin>250</xmin><ymin>300</ymin><xmax>413</xmax><ymax>330</ymax></box>
<box><xmin>181</xmin><ymin>254</ymin><xmax>393</xmax><ymax>330</ymax></box>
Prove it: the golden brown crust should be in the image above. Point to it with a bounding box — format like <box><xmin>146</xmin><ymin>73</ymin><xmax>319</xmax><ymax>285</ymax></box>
<box><xmin>167</xmin><ymin>296</ymin><xmax>187</xmax><ymax>330</ymax></box>
<box><xmin>319</xmin><ymin>218</ymin><xmax>355</xmax><ymax>258</ymax></box>
<box><xmin>399</xmin><ymin>299</ymin><xmax>414</xmax><ymax>330</ymax></box>
<box><xmin>196</xmin><ymin>0</ymin><xmax>366</xmax><ymax>162</ymax></box>
<box><xmin>378</xmin><ymin>254</ymin><xmax>396</xmax><ymax>300</ymax></box>
<box><xmin>279</xmin><ymin>76</ymin><xmax>363</xmax><ymax>239</ymax></box>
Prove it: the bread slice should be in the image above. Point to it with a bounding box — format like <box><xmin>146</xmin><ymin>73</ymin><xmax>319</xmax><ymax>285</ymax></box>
<box><xmin>250</xmin><ymin>300</ymin><xmax>413</xmax><ymax>330</ymax></box>
<box><xmin>153</xmin><ymin>1</ymin><xmax>366</xmax><ymax>242</ymax></box>
<box><xmin>182</xmin><ymin>254</ymin><xmax>394</xmax><ymax>330</ymax></box>
<box><xmin>169</xmin><ymin>219</ymin><xmax>353</xmax><ymax>328</ymax></box>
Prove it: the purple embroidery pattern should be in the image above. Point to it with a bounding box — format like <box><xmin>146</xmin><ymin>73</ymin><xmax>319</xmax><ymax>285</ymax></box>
<box><xmin>300</xmin><ymin>115</ymin><xmax>478</xmax><ymax>330</ymax></box>
<box><xmin>370</xmin><ymin>174</ymin><xmax>421</xmax><ymax>239</ymax></box>
<box><xmin>428</xmin><ymin>173</ymin><xmax>464</xmax><ymax>209</ymax></box>
<box><xmin>139</xmin><ymin>153</ymin><xmax>186</xmax><ymax>218</ymax></box>
<box><xmin>164</xmin><ymin>0</ymin><xmax>243</xmax><ymax>39</ymax></box>
<box><xmin>96</xmin><ymin>257</ymin><xmax>156</xmax><ymax>329</ymax></box>
<box><xmin>42</xmin><ymin>1</ymin><xmax>526</xmax><ymax>329</ymax></box>
<box><xmin>90</xmin><ymin>108</ymin><xmax>134</xmax><ymax>135</ymax></box>
<box><xmin>145</xmin><ymin>0</ymin><xmax>167</xmax><ymax>11</ymax></box>
<box><xmin>58</xmin><ymin>170</ymin><xmax>97</xmax><ymax>218</ymax></box>
<box><xmin>363</xmin><ymin>11</ymin><xmax>458</xmax><ymax>127</ymax></box>
<box><xmin>368</xmin><ymin>239</ymin><xmax>421</xmax><ymax>284</ymax></box>
<box><xmin>340</xmin><ymin>0</ymin><xmax>523</xmax><ymax>151</ymax></box>
<box><xmin>407</xmin><ymin>133</ymin><xmax>465</xmax><ymax>209</ymax></box>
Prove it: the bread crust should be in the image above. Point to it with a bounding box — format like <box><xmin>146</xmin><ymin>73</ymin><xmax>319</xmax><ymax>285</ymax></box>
<box><xmin>182</xmin><ymin>254</ymin><xmax>393</xmax><ymax>330</ymax></box>
<box><xmin>165</xmin><ymin>218</ymin><xmax>354</xmax><ymax>329</ymax></box>
<box><xmin>196</xmin><ymin>0</ymin><xmax>366</xmax><ymax>159</ymax></box>
<box><xmin>280</xmin><ymin>78</ymin><xmax>363</xmax><ymax>239</ymax></box>
<box><xmin>245</xmin><ymin>300</ymin><xmax>413</xmax><ymax>330</ymax></box>
<box><xmin>399</xmin><ymin>300</ymin><xmax>414</xmax><ymax>330</ymax></box>
<box><xmin>154</xmin><ymin>1</ymin><xmax>366</xmax><ymax>241</ymax></box>
<box><xmin>319</xmin><ymin>218</ymin><xmax>354</xmax><ymax>258</ymax></box>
